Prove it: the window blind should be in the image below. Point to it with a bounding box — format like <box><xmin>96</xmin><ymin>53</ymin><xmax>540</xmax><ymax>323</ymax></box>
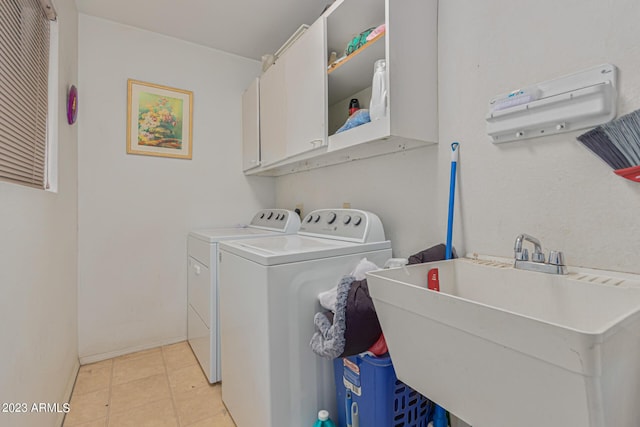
<box><xmin>0</xmin><ymin>0</ymin><xmax>54</xmax><ymax>189</ymax></box>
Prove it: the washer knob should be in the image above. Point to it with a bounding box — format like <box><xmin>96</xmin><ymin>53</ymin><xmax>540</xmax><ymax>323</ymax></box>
<box><xmin>267</xmin><ymin>212</ymin><xmax>274</xmax><ymax>219</ymax></box>
<box><xmin>343</xmin><ymin>215</ymin><xmax>351</xmax><ymax>225</ymax></box>
<box><xmin>327</xmin><ymin>212</ymin><xmax>337</xmax><ymax>224</ymax></box>
<box><xmin>353</xmin><ymin>216</ymin><xmax>362</xmax><ymax>226</ymax></box>
<box><xmin>305</xmin><ymin>215</ymin><xmax>313</xmax><ymax>223</ymax></box>
<box><xmin>314</xmin><ymin>214</ymin><xmax>321</xmax><ymax>223</ymax></box>
<box><xmin>260</xmin><ymin>213</ymin><xmax>265</xmax><ymax>219</ymax></box>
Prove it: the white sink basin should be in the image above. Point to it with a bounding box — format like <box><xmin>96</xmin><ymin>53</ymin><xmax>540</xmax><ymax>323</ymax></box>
<box><xmin>366</xmin><ymin>257</ymin><xmax>640</xmax><ymax>427</ymax></box>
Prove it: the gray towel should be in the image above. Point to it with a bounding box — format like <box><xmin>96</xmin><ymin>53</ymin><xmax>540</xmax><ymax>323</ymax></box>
<box><xmin>310</xmin><ymin>275</ymin><xmax>354</xmax><ymax>358</ymax></box>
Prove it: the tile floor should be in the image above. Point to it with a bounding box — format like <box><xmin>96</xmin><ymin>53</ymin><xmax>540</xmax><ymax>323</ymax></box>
<box><xmin>63</xmin><ymin>341</ymin><xmax>236</xmax><ymax>427</ymax></box>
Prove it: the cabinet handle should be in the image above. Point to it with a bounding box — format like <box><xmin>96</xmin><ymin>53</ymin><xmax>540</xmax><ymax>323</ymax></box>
<box><xmin>308</xmin><ymin>139</ymin><xmax>324</xmax><ymax>148</ymax></box>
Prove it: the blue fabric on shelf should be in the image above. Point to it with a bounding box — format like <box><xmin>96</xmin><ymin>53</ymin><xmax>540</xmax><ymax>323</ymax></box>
<box><xmin>336</xmin><ymin>109</ymin><xmax>370</xmax><ymax>134</ymax></box>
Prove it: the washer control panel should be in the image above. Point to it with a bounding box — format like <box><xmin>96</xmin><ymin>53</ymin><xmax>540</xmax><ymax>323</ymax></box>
<box><xmin>249</xmin><ymin>209</ymin><xmax>301</xmax><ymax>233</ymax></box>
<box><xmin>299</xmin><ymin>209</ymin><xmax>386</xmax><ymax>243</ymax></box>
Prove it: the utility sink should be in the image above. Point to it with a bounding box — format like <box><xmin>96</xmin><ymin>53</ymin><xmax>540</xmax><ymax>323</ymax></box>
<box><xmin>366</xmin><ymin>257</ymin><xmax>640</xmax><ymax>427</ymax></box>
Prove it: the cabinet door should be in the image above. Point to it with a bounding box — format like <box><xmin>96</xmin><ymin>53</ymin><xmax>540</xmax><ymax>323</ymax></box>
<box><xmin>387</xmin><ymin>0</ymin><xmax>438</xmax><ymax>142</ymax></box>
<box><xmin>259</xmin><ymin>58</ymin><xmax>287</xmax><ymax>166</ymax></box>
<box><xmin>242</xmin><ymin>78</ymin><xmax>260</xmax><ymax>171</ymax></box>
<box><xmin>283</xmin><ymin>17</ymin><xmax>327</xmax><ymax>157</ymax></box>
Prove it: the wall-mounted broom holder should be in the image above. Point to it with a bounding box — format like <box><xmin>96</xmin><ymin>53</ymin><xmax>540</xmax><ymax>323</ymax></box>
<box><xmin>486</xmin><ymin>64</ymin><xmax>618</xmax><ymax>144</ymax></box>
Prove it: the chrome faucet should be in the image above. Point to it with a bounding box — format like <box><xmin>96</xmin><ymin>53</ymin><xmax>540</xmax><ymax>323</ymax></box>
<box><xmin>514</xmin><ymin>233</ymin><xmax>543</xmax><ymax>262</ymax></box>
<box><xmin>513</xmin><ymin>233</ymin><xmax>567</xmax><ymax>275</ymax></box>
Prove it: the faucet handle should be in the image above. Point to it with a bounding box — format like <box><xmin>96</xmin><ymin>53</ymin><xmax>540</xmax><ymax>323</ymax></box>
<box><xmin>532</xmin><ymin>250</ymin><xmax>545</xmax><ymax>263</ymax></box>
<box><xmin>515</xmin><ymin>248</ymin><xmax>529</xmax><ymax>261</ymax></box>
<box><xmin>548</xmin><ymin>251</ymin><xmax>565</xmax><ymax>266</ymax></box>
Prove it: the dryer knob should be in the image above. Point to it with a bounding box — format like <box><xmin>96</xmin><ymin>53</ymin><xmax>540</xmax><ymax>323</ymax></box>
<box><xmin>305</xmin><ymin>215</ymin><xmax>313</xmax><ymax>223</ymax></box>
<box><xmin>275</xmin><ymin>213</ymin><xmax>281</xmax><ymax>220</ymax></box>
<box><xmin>353</xmin><ymin>216</ymin><xmax>362</xmax><ymax>226</ymax></box>
<box><xmin>314</xmin><ymin>214</ymin><xmax>321</xmax><ymax>223</ymax></box>
<box><xmin>260</xmin><ymin>212</ymin><xmax>265</xmax><ymax>219</ymax></box>
<box><xmin>343</xmin><ymin>215</ymin><xmax>351</xmax><ymax>225</ymax></box>
<box><xmin>267</xmin><ymin>212</ymin><xmax>274</xmax><ymax>220</ymax></box>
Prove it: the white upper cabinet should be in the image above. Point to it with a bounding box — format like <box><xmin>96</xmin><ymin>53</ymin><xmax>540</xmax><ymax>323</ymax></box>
<box><xmin>246</xmin><ymin>0</ymin><xmax>438</xmax><ymax>176</ymax></box>
<box><xmin>259</xmin><ymin>17</ymin><xmax>326</xmax><ymax>166</ymax></box>
<box><xmin>326</xmin><ymin>0</ymin><xmax>438</xmax><ymax>151</ymax></box>
<box><xmin>241</xmin><ymin>77</ymin><xmax>260</xmax><ymax>171</ymax></box>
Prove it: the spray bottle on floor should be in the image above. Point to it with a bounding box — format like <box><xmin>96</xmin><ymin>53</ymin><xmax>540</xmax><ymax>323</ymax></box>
<box><xmin>314</xmin><ymin>410</ymin><xmax>337</xmax><ymax>427</ymax></box>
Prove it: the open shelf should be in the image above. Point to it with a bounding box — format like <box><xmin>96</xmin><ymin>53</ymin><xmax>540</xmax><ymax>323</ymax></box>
<box><xmin>326</xmin><ymin>0</ymin><xmax>385</xmax><ymax>54</ymax></box>
<box><xmin>327</xmin><ymin>33</ymin><xmax>385</xmax><ymax>105</ymax></box>
<box><xmin>328</xmin><ymin>32</ymin><xmax>384</xmax><ymax>75</ymax></box>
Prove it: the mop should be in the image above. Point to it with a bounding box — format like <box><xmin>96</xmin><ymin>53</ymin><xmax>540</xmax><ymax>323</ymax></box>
<box><xmin>446</xmin><ymin>142</ymin><xmax>460</xmax><ymax>261</ymax></box>
<box><xmin>429</xmin><ymin>142</ymin><xmax>460</xmax><ymax>427</ymax></box>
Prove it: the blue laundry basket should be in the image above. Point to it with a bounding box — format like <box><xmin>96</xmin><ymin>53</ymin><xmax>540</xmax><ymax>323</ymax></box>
<box><xmin>333</xmin><ymin>353</ymin><xmax>432</xmax><ymax>427</ymax></box>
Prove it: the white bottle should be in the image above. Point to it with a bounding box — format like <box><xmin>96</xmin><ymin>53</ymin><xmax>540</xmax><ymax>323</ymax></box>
<box><xmin>369</xmin><ymin>59</ymin><xmax>387</xmax><ymax>121</ymax></box>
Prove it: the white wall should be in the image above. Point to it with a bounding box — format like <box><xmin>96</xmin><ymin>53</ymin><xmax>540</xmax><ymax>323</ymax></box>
<box><xmin>77</xmin><ymin>15</ymin><xmax>275</xmax><ymax>362</ymax></box>
<box><xmin>437</xmin><ymin>0</ymin><xmax>640</xmax><ymax>274</ymax></box>
<box><xmin>275</xmin><ymin>146</ymin><xmax>440</xmax><ymax>259</ymax></box>
<box><xmin>277</xmin><ymin>0</ymin><xmax>640</xmax><ymax>276</ymax></box>
<box><xmin>0</xmin><ymin>0</ymin><xmax>79</xmax><ymax>426</ymax></box>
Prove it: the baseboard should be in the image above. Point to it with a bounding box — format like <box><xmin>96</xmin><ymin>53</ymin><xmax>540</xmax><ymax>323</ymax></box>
<box><xmin>57</xmin><ymin>358</ymin><xmax>80</xmax><ymax>427</ymax></box>
<box><xmin>78</xmin><ymin>336</ymin><xmax>186</xmax><ymax>365</ymax></box>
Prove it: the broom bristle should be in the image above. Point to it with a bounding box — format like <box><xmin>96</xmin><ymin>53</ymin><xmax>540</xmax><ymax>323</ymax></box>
<box><xmin>577</xmin><ymin>127</ymin><xmax>632</xmax><ymax>169</ymax></box>
<box><xmin>621</xmin><ymin>111</ymin><xmax>640</xmax><ymax>161</ymax></box>
<box><xmin>602</xmin><ymin>110</ymin><xmax>640</xmax><ymax>166</ymax></box>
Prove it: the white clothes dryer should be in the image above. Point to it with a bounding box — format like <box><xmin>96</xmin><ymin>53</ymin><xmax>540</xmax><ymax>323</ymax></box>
<box><xmin>187</xmin><ymin>209</ymin><xmax>300</xmax><ymax>383</ymax></box>
<box><xmin>219</xmin><ymin>209</ymin><xmax>392</xmax><ymax>427</ymax></box>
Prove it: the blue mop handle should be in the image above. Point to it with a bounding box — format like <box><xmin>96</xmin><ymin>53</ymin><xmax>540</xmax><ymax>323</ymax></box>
<box><xmin>436</xmin><ymin>142</ymin><xmax>459</xmax><ymax>427</ymax></box>
<box><xmin>433</xmin><ymin>405</ymin><xmax>448</xmax><ymax>427</ymax></box>
<box><xmin>445</xmin><ymin>142</ymin><xmax>460</xmax><ymax>261</ymax></box>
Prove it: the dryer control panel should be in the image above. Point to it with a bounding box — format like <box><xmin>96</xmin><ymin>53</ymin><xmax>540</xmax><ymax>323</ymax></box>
<box><xmin>249</xmin><ymin>209</ymin><xmax>301</xmax><ymax>233</ymax></box>
<box><xmin>299</xmin><ymin>209</ymin><xmax>386</xmax><ymax>243</ymax></box>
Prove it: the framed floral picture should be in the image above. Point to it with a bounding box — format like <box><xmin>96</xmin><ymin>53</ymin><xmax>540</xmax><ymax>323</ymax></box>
<box><xmin>127</xmin><ymin>79</ymin><xmax>193</xmax><ymax>159</ymax></box>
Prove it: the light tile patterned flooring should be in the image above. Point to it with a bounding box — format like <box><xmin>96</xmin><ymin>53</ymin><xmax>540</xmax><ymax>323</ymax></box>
<box><xmin>63</xmin><ymin>341</ymin><xmax>236</xmax><ymax>427</ymax></box>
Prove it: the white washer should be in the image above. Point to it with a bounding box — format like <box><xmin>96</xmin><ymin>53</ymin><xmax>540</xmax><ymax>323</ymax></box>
<box><xmin>187</xmin><ymin>209</ymin><xmax>300</xmax><ymax>383</ymax></box>
<box><xmin>219</xmin><ymin>209</ymin><xmax>392</xmax><ymax>427</ymax></box>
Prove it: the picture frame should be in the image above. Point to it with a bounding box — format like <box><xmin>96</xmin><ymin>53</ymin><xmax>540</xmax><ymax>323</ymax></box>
<box><xmin>127</xmin><ymin>79</ymin><xmax>193</xmax><ymax>159</ymax></box>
